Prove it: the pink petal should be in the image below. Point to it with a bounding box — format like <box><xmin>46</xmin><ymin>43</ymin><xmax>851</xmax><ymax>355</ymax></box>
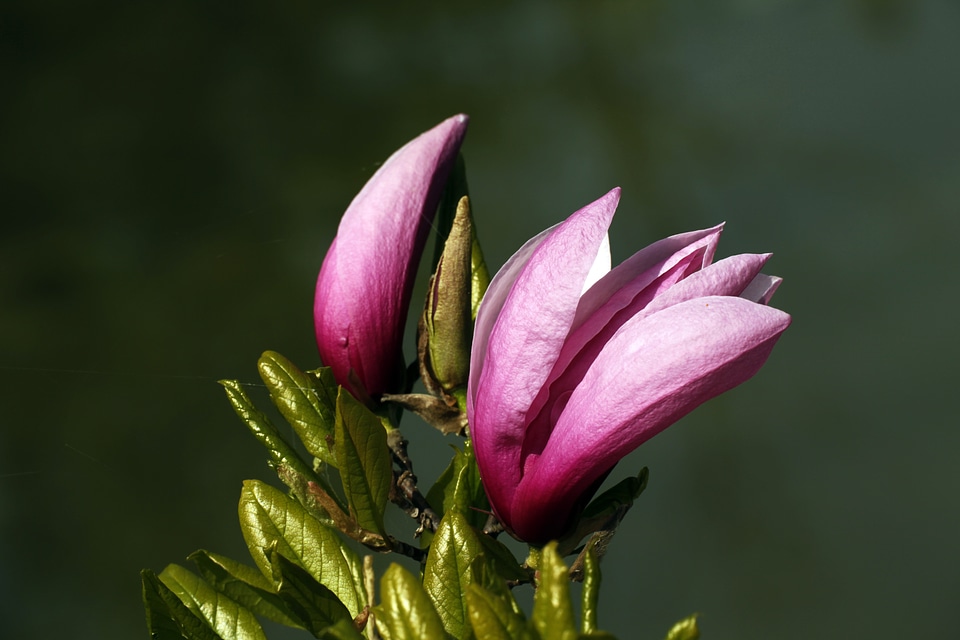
<box><xmin>571</xmin><ymin>224</ymin><xmax>724</xmax><ymax>332</ymax></box>
<box><xmin>511</xmin><ymin>295</ymin><xmax>791</xmax><ymax>541</ymax></box>
<box><xmin>469</xmin><ymin>188</ymin><xmax>620</xmax><ymax>519</ymax></box>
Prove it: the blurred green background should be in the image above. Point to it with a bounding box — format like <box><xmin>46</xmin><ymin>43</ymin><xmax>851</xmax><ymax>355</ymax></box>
<box><xmin>2</xmin><ymin>1</ymin><xmax>958</xmax><ymax>638</ymax></box>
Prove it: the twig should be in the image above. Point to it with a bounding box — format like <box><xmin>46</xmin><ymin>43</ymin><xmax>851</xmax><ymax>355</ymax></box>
<box><xmin>386</xmin><ymin>429</ymin><xmax>441</xmax><ymax>536</ymax></box>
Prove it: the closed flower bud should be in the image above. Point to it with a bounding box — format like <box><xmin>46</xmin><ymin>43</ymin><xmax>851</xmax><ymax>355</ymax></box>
<box><xmin>420</xmin><ymin>196</ymin><xmax>474</xmax><ymax>403</ymax></box>
<box><xmin>313</xmin><ymin>115</ymin><xmax>469</xmax><ymax>401</ymax></box>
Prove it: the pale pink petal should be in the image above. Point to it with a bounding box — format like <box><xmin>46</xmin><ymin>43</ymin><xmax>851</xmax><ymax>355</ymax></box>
<box><xmin>571</xmin><ymin>224</ymin><xmax>724</xmax><ymax>332</ymax></box>
<box><xmin>638</xmin><ymin>253</ymin><xmax>772</xmax><ymax>316</ymax></box>
<box><xmin>741</xmin><ymin>273</ymin><xmax>783</xmax><ymax>304</ymax></box>
<box><xmin>582</xmin><ymin>233</ymin><xmax>611</xmax><ymax>294</ymax></box>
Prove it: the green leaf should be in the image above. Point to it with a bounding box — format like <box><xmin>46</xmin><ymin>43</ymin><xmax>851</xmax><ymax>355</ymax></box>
<box><xmin>664</xmin><ymin>614</ymin><xmax>699</xmax><ymax>640</ymax></box>
<box><xmin>188</xmin><ymin>550</ymin><xmax>304</xmax><ymax>630</ymax></box>
<box><xmin>475</xmin><ymin>533</ymin><xmax>530</xmax><ymax>584</ymax></box>
<box><xmin>258</xmin><ymin>351</ymin><xmax>339</xmax><ymax>467</ymax></box>
<box><xmin>581</xmin><ymin>547</ymin><xmax>600</xmax><ymax>634</ymax></box>
<box><xmin>317</xmin><ymin>618</ymin><xmax>367</xmax><ymax>640</ymax></box>
<box><xmin>143</xmin><ymin>568</ymin><xmax>221</xmax><ymax>640</ymax></box>
<box><xmin>237</xmin><ymin>479</ymin><xmax>365</xmax><ymax>617</ymax></box>
<box><xmin>558</xmin><ymin>469</ymin><xmax>648</xmax><ymax>557</ymax></box>
<box><xmin>375</xmin><ymin>563</ymin><xmax>448</xmax><ymax>640</ymax></box>
<box><xmin>159</xmin><ymin>564</ymin><xmax>266</xmax><ymax>640</ymax></box>
<box><xmin>422</xmin><ymin>511</ymin><xmax>483</xmax><ymax>639</ymax></box>
<box><xmin>426</xmin><ymin>442</ymin><xmax>488</xmax><ymax>527</ymax></box>
<box><xmin>268</xmin><ymin>548</ymin><xmax>354</xmax><ymax>635</ymax></box>
<box><xmin>531</xmin><ymin>542</ymin><xmax>578</xmax><ymax>640</ymax></box>
<box><xmin>220</xmin><ymin>379</ymin><xmax>342</xmax><ymax>521</ymax></box>
<box><xmin>335</xmin><ymin>388</ymin><xmax>392</xmax><ymax>536</ymax></box>
<box><xmin>465</xmin><ymin>584</ymin><xmax>535</xmax><ymax>640</ymax></box>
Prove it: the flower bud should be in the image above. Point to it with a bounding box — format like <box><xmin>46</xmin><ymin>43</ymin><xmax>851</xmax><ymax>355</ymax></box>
<box><xmin>313</xmin><ymin>115</ymin><xmax>469</xmax><ymax>401</ymax></box>
<box><xmin>419</xmin><ymin>196</ymin><xmax>474</xmax><ymax>404</ymax></box>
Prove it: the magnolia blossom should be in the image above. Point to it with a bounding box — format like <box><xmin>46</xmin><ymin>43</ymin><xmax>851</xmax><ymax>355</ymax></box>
<box><xmin>467</xmin><ymin>188</ymin><xmax>791</xmax><ymax>542</ymax></box>
<box><xmin>314</xmin><ymin>114</ymin><xmax>468</xmax><ymax>399</ymax></box>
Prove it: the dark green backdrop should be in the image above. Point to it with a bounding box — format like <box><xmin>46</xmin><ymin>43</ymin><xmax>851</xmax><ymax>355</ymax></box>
<box><xmin>3</xmin><ymin>1</ymin><xmax>958</xmax><ymax>638</ymax></box>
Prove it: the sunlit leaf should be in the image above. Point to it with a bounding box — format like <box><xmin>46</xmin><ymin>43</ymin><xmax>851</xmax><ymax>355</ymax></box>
<box><xmin>142</xmin><ymin>569</ymin><xmax>221</xmax><ymax>640</ymax></box>
<box><xmin>532</xmin><ymin>542</ymin><xmax>578</xmax><ymax>640</ymax></box>
<box><xmin>664</xmin><ymin>614</ymin><xmax>699</xmax><ymax>640</ymax></box>
<box><xmin>268</xmin><ymin>549</ymin><xmax>354</xmax><ymax>634</ymax></box>
<box><xmin>465</xmin><ymin>584</ymin><xmax>534</xmax><ymax>640</ymax></box>
<box><xmin>159</xmin><ymin>564</ymin><xmax>266</xmax><ymax>640</ymax></box>
<box><xmin>220</xmin><ymin>379</ymin><xmax>342</xmax><ymax>520</ymax></box>
<box><xmin>375</xmin><ymin>563</ymin><xmax>448</xmax><ymax>640</ymax></box>
<box><xmin>258</xmin><ymin>351</ymin><xmax>338</xmax><ymax>467</ymax></box>
<box><xmin>188</xmin><ymin>550</ymin><xmax>303</xmax><ymax>630</ymax></box>
<box><xmin>238</xmin><ymin>479</ymin><xmax>365</xmax><ymax>617</ymax></box>
<box><xmin>423</xmin><ymin>511</ymin><xmax>483</xmax><ymax>638</ymax></box>
<box><xmin>335</xmin><ymin>388</ymin><xmax>392</xmax><ymax>536</ymax></box>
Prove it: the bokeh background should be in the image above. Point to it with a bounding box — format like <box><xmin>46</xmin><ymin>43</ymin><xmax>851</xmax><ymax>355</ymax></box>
<box><xmin>3</xmin><ymin>1</ymin><xmax>958</xmax><ymax>638</ymax></box>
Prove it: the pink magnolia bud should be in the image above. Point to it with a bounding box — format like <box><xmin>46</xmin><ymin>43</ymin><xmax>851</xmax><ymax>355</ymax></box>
<box><xmin>314</xmin><ymin>115</ymin><xmax>469</xmax><ymax>400</ymax></box>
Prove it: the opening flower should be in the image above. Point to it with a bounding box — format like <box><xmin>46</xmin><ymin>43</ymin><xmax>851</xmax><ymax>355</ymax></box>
<box><xmin>314</xmin><ymin>114</ymin><xmax>469</xmax><ymax>400</ymax></box>
<box><xmin>467</xmin><ymin>188</ymin><xmax>791</xmax><ymax>542</ymax></box>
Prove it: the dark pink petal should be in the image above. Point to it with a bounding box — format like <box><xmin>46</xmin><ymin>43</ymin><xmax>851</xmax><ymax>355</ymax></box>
<box><xmin>469</xmin><ymin>189</ymin><xmax>620</xmax><ymax>521</ymax></box>
<box><xmin>510</xmin><ymin>295</ymin><xmax>791</xmax><ymax>541</ymax></box>
<box><xmin>314</xmin><ymin>115</ymin><xmax>468</xmax><ymax>397</ymax></box>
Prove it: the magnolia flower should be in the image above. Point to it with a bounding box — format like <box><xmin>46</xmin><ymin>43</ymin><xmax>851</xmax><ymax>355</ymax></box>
<box><xmin>467</xmin><ymin>188</ymin><xmax>791</xmax><ymax>542</ymax></box>
<box><xmin>314</xmin><ymin>115</ymin><xmax>468</xmax><ymax>399</ymax></box>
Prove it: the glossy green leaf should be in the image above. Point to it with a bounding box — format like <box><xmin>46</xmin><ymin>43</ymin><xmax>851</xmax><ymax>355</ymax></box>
<box><xmin>581</xmin><ymin>547</ymin><xmax>600</xmax><ymax>634</ymax></box>
<box><xmin>237</xmin><ymin>479</ymin><xmax>365</xmax><ymax>617</ymax></box>
<box><xmin>159</xmin><ymin>564</ymin><xmax>266</xmax><ymax>640</ymax></box>
<box><xmin>426</xmin><ymin>442</ymin><xmax>488</xmax><ymax>530</ymax></box>
<box><xmin>664</xmin><ymin>614</ymin><xmax>699</xmax><ymax>640</ymax></box>
<box><xmin>268</xmin><ymin>548</ymin><xmax>353</xmax><ymax>634</ymax></box>
<box><xmin>531</xmin><ymin>542</ymin><xmax>578</xmax><ymax>640</ymax></box>
<box><xmin>188</xmin><ymin>550</ymin><xmax>303</xmax><ymax>630</ymax></box>
<box><xmin>335</xmin><ymin>388</ymin><xmax>392</xmax><ymax>536</ymax></box>
<box><xmin>465</xmin><ymin>584</ymin><xmax>535</xmax><ymax>640</ymax></box>
<box><xmin>423</xmin><ymin>511</ymin><xmax>483</xmax><ymax>638</ymax></box>
<box><xmin>143</xmin><ymin>569</ymin><xmax>221</xmax><ymax>640</ymax></box>
<box><xmin>220</xmin><ymin>379</ymin><xmax>341</xmax><ymax>519</ymax></box>
<box><xmin>375</xmin><ymin>563</ymin><xmax>448</xmax><ymax>640</ymax></box>
<box><xmin>258</xmin><ymin>351</ymin><xmax>338</xmax><ymax>467</ymax></box>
